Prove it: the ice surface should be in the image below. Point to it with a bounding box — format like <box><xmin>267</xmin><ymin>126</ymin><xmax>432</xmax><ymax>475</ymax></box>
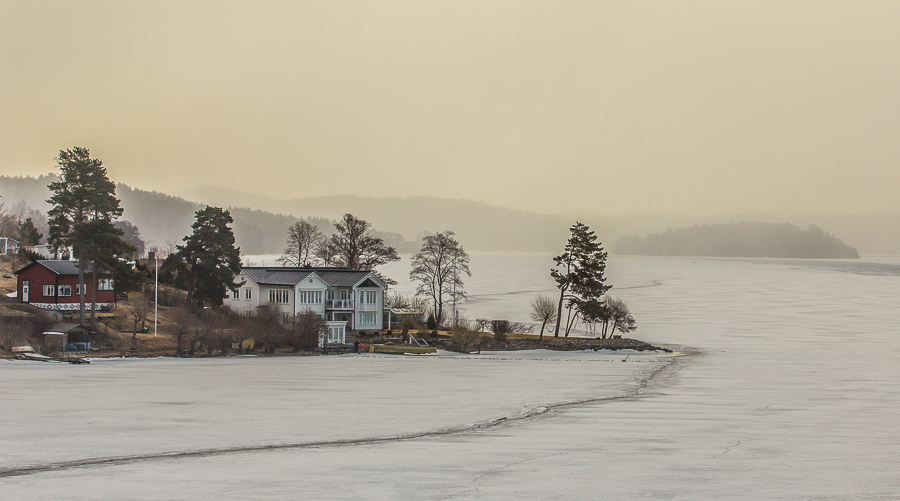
<box><xmin>2</xmin><ymin>256</ymin><xmax>900</xmax><ymax>499</ymax></box>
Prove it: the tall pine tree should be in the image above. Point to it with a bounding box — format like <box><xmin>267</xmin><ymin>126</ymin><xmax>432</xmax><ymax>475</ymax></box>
<box><xmin>47</xmin><ymin>147</ymin><xmax>132</xmax><ymax>327</ymax></box>
<box><xmin>551</xmin><ymin>222</ymin><xmax>611</xmax><ymax>337</ymax></box>
<box><xmin>166</xmin><ymin>206</ymin><xmax>242</xmax><ymax>308</ymax></box>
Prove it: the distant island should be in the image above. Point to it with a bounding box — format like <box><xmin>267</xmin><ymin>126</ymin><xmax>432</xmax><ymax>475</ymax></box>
<box><xmin>613</xmin><ymin>222</ymin><xmax>860</xmax><ymax>259</ymax></box>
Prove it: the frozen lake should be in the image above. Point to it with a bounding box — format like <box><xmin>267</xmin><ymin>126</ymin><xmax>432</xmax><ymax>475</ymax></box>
<box><xmin>2</xmin><ymin>256</ymin><xmax>900</xmax><ymax>499</ymax></box>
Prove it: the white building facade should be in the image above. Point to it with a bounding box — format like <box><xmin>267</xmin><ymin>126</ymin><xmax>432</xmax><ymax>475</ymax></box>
<box><xmin>223</xmin><ymin>266</ymin><xmax>388</xmax><ymax>345</ymax></box>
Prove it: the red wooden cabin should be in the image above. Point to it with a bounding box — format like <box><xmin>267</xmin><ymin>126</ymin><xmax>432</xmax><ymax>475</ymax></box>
<box><xmin>14</xmin><ymin>260</ymin><xmax>116</xmax><ymax>312</ymax></box>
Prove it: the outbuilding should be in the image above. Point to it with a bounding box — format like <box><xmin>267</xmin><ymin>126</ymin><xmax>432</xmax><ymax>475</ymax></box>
<box><xmin>42</xmin><ymin>323</ymin><xmax>92</xmax><ymax>352</ymax></box>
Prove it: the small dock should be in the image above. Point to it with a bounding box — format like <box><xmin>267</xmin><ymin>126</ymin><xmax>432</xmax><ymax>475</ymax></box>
<box><xmin>367</xmin><ymin>344</ymin><xmax>437</xmax><ymax>355</ymax></box>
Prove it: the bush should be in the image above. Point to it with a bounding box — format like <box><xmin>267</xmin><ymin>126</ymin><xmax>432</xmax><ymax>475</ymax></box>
<box><xmin>491</xmin><ymin>320</ymin><xmax>509</xmax><ymax>343</ymax></box>
<box><xmin>426</xmin><ymin>313</ymin><xmax>437</xmax><ymax>330</ymax></box>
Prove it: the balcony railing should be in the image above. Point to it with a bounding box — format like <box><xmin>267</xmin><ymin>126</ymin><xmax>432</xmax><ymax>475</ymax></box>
<box><xmin>326</xmin><ymin>299</ymin><xmax>354</xmax><ymax>310</ymax></box>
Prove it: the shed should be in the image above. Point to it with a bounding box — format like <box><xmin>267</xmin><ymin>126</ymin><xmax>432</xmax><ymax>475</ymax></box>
<box><xmin>43</xmin><ymin>323</ymin><xmax>92</xmax><ymax>352</ymax></box>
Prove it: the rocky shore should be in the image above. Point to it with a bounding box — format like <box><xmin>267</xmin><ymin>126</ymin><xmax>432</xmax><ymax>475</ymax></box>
<box><xmin>480</xmin><ymin>337</ymin><xmax>672</xmax><ymax>353</ymax></box>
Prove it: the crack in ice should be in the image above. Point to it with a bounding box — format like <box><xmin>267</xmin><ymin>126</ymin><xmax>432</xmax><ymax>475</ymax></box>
<box><xmin>0</xmin><ymin>354</ymin><xmax>689</xmax><ymax>479</ymax></box>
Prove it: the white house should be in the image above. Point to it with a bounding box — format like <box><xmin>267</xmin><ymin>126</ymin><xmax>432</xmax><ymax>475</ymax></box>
<box><xmin>223</xmin><ymin>266</ymin><xmax>389</xmax><ymax>345</ymax></box>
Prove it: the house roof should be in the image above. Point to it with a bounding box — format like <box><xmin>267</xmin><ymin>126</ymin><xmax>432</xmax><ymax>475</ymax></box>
<box><xmin>241</xmin><ymin>267</ymin><xmax>377</xmax><ymax>288</ymax></box>
<box><xmin>15</xmin><ymin>260</ymin><xmax>109</xmax><ymax>276</ymax></box>
<box><xmin>43</xmin><ymin>323</ymin><xmax>86</xmax><ymax>335</ymax></box>
<box><xmin>37</xmin><ymin>260</ymin><xmax>81</xmax><ymax>275</ymax></box>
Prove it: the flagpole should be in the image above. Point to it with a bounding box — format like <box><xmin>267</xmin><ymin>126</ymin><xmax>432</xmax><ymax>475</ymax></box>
<box><xmin>154</xmin><ymin>252</ymin><xmax>158</xmax><ymax>338</ymax></box>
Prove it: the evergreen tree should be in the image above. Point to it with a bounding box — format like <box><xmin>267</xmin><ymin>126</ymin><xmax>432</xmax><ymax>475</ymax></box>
<box><xmin>16</xmin><ymin>217</ymin><xmax>42</xmax><ymax>246</ymax></box>
<box><xmin>551</xmin><ymin>222</ymin><xmax>611</xmax><ymax>337</ymax></box>
<box><xmin>47</xmin><ymin>147</ymin><xmax>131</xmax><ymax>327</ymax></box>
<box><xmin>167</xmin><ymin>206</ymin><xmax>242</xmax><ymax>308</ymax></box>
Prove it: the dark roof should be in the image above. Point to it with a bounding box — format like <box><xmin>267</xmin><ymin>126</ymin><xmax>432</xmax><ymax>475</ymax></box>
<box><xmin>43</xmin><ymin>323</ymin><xmax>87</xmax><ymax>334</ymax></box>
<box><xmin>38</xmin><ymin>260</ymin><xmax>81</xmax><ymax>275</ymax></box>
<box><xmin>16</xmin><ymin>260</ymin><xmax>78</xmax><ymax>276</ymax></box>
<box><xmin>241</xmin><ymin>267</ymin><xmax>378</xmax><ymax>287</ymax></box>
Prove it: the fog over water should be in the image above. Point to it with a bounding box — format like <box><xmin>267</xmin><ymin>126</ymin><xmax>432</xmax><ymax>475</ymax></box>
<box><xmin>3</xmin><ymin>256</ymin><xmax>896</xmax><ymax>498</ymax></box>
<box><xmin>3</xmin><ymin>2</ymin><xmax>900</xmax><ymax>218</ymax></box>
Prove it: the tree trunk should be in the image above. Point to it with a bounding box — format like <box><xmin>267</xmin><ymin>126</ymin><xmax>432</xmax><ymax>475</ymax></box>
<box><xmin>90</xmin><ymin>262</ymin><xmax>98</xmax><ymax>330</ymax></box>
<box><xmin>78</xmin><ymin>258</ymin><xmax>86</xmax><ymax>327</ymax></box>
<box><xmin>553</xmin><ymin>286</ymin><xmax>566</xmax><ymax>337</ymax></box>
<box><xmin>539</xmin><ymin>320</ymin><xmax>546</xmax><ymax>341</ymax></box>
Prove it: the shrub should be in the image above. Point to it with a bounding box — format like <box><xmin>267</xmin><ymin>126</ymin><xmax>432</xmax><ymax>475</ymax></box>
<box><xmin>491</xmin><ymin>320</ymin><xmax>509</xmax><ymax>343</ymax></box>
<box><xmin>426</xmin><ymin>313</ymin><xmax>437</xmax><ymax>330</ymax></box>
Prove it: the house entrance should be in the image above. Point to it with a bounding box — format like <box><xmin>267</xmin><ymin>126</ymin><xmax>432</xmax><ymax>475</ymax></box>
<box><xmin>326</xmin><ymin>323</ymin><xmax>346</xmax><ymax>344</ymax></box>
<box><xmin>22</xmin><ymin>280</ymin><xmax>29</xmax><ymax>303</ymax></box>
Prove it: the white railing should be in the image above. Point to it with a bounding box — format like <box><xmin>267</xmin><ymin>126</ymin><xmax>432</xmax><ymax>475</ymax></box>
<box><xmin>358</xmin><ymin>303</ymin><xmax>378</xmax><ymax>312</ymax></box>
<box><xmin>326</xmin><ymin>299</ymin><xmax>354</xmax><ymax>309</ymax></box>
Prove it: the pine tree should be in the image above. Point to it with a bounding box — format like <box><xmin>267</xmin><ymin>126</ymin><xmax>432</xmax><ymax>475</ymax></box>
<box><xmin>168</xmin><ymin>206</ymin><xmax>242</xmax><ymax>308</ymax></box>
<box><xmin>551</xmin><ymin>222</ymin><xmax>611</xmax><ymax>337</ymax></box>
<box><xmin>47</xmin><ymin>147</ymin><xmax>131</xmax><ymax>327</ymax></box>
<box><xmin>16</xmin><ymin>217</ymin><xmax>42</xmax><ymax>246</ymax></box>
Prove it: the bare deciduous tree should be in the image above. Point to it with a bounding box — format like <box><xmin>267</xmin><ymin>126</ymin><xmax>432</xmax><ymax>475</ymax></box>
<box><xmin>129</xmin><ymin>293</ymin><xmax>153</xmax><ymax>342</ymax></box>
<box><xmin>530</xmin><ymin>295</ymin><xmax>557</xmax><ymax>341</ymax></box>
<box><xmin>290</xmin><ymin>310</ymin><xmax>326</xmax><ymax>351</ymax></box>
<box><xmin>606</xmin><ymin>296</ymin><xmax>636</xmax><ymax>338</ymax></box>
<box><xmin>409</xmin><ymin>230</ymin><xmax>470</xmax><ymax>327</ymax></box>
<box><xmin>278</xmin><ymin>220</ymin><xmax>323</xmax><ymax>267</ymax></box>
<box><xmin>313</xmin><ymin>237</ymin><xmax>340</xmax><ymax>267</ymax></box>
<box><xmin>329</xmin><ymin>214</ymin><xmax>400</xmax><ymax>282</ymax></box>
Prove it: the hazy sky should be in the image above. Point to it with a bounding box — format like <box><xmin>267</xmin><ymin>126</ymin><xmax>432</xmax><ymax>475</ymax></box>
<box><xmin>1</xmin><ymin>1</ymin><xmax>899</xmax><ymax>217</ymax></box>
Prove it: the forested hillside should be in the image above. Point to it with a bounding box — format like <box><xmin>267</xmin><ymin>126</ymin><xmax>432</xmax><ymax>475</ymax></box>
<box><xmin>613</xmin><ymin>223</ymin><xmax>860</xmax><ymax>258</ymax></box>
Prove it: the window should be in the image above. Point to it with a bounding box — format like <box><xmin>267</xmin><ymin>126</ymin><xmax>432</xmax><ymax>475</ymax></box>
<box><xmin>359</xmin><ymin>312</ymin><xmax>376</xmax><ymax>326</ymax></box>
<box><xmin>232</xmin><ymin>289</ymin><xmax>239</xmax><ymax>299</ymax></box>
<box><xmin>359</xmin><ymin>290</ymin><xmax>377</xmax><ymax>304</ymax></box>
<box><xmin>75</xmin><ymin>284</ymin><xmax>82</xmax><ymax>295</ymax></box>
<box><xmin>269</xmin><ymin>289</ymin><xmax>290</xmax><ymax>304</ymax></box>
<box><xmin>98</xmin><ymin>278</ymin><xmax>114</xmax><ymax>291</ymax></box>
<box><xmin>58</xmin><ymin>285</ymin><xmax>71</xmax><ymax>297</ymax></box>
<box><xmin>43</xmin><ymin>285</ymin><xmax>55</xmax><ymax>297</ymax></box>
<box><xmin>299</xmin><ymin>290</ymin><xmax>322</xmax><ymax>304</ymax></box>
<box><xmin>244</xmin><ymin>288</ymin><xmax>252</xmax><ymax>300</ymax></box>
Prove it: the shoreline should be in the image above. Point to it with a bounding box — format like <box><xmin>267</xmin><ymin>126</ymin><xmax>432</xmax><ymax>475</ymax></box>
<box><xmin>1</xmin><ymin>336</ymin><xmax>672</xmax><ymax>362</ymax></box>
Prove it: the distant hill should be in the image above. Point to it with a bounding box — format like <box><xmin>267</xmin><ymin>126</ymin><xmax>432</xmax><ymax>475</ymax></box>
<box><xmin>613</xmin><ymin>222</ymin><xmax>860</xmax><ymax>259</ymax></box>
<box><xmin>2</xmin><ymin>175</ymin><xmax>893</xmax><ymax>255</ymax></box>
<box><xmin>173</xmin><ymin>186</ymin><xmax>574</xmax><ymax>252</ymax></box>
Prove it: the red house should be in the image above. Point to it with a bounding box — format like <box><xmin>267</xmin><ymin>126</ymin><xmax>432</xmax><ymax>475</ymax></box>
<box><xmin>14</xmin><ymin>260</ymin><xmax>116</xmax><ymax>312</ymax></box>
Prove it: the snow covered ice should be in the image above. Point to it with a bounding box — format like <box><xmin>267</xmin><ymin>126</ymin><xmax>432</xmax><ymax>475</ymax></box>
<box><xmin>2</xmin><ymin>256</ymin><xmax>900</xmax><ymax>499</ymax></box>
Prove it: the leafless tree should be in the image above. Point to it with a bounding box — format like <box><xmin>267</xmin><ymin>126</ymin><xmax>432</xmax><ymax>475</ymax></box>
<box><xmin>313</xmin><ymin>237</ymin><xmax>340</xmax><ymax>267</ymax></box>
<box><xmin>129</xmin><ymin>293</ymin><xmax>153</xmax><ymax>342</ymax></box>
<box><xmin>450</xmin><ymin>320</ymin><xmax>481</xmax><ymax>353</ymax></box>
<box><xmin>605</xmin><ymin>296</ymin><xmax>637</xmax><ymax>338</ymax></box>
<box><xmin>290</xmin><ymin>310</ymin><xmax>327</xmax><ymax>351</ymax></box>
<box><xmin>329</xmin><ymin>214</ymin><xmax>399</xmax><ymax>282</ymax></box>
<box><xmin>171</xmin><ymin>306</ymin><xmax>196</xmax><ymax>356</ymax></box>
<box><xmin>409</xmin><ymin>230</ymin><xmax>471</xmax><ymax>326</ymax></box>
<box><xmin>474</xmin><ymin>318</ymin><xmax>491</xmax><ymax>333</ymax></box>
<box><xmin>530</xmin><ymin>294</ymin><xmax>558</xmax><ymax>340</ymax></box>
<box><xmin>277</xmin><ymin>220</ymin><xmax>323</xmax><ymax>267</ymax></box>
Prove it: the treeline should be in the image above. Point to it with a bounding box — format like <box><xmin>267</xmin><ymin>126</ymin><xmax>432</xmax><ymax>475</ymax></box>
<box><xmin>1</xmin><ymin>175</ymin><xmax>418</xmax><ymax>255</ymax></box>
<box><xmin>613</xmin><ymin>222</ymin><xmax>860</xmax><ymax>259</ymax></box>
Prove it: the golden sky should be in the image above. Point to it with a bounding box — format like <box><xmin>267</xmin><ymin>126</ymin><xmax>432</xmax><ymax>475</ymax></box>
<box><xmin>1</xmin><ymin>1</ymin><xmax>899</xmax><ymax>216</ymax></box>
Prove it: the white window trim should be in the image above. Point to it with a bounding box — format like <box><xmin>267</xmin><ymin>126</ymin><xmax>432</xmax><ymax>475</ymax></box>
<box><xmin>359</xmin><ymin>312</ymin><xmax>377</xmax><ymax>326</ymax></box>
<box><xmin>43</xmin><ymin>285</ymin><xmax>55</xmax><ymax>297</ymax></box>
